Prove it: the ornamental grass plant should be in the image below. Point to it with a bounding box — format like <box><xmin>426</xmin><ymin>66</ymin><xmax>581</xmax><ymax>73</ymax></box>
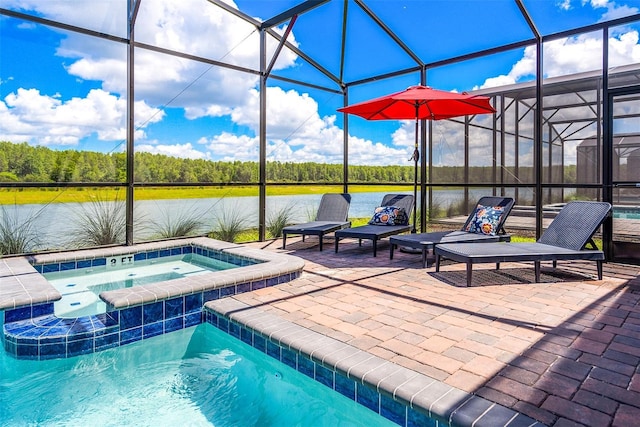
<box><xmin>209</xmin><ymin>207</ymin><xmax>250</xmax><ymax>243</ymax></box>
<box><xmin>149</xmin><ymin>205</ymin><xmax>206</xmax><ymax>239</ymax></box>
<box><xmin>0</xmin><ymin>204</ymin><xmax>41</xmax><ymax>255</ymax></box>
<box><xmin>67</xmin><ymin>192</ymin><xmax>128</xmax><ymax>247</ymax></box>
<box><xmin>266</xmin><ymin>204</ymin><xmax>296</xmax><ymax>238</ymax></box>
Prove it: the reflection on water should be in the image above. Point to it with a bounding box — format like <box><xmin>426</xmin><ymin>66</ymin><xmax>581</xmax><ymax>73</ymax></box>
<box><xmin>14</xmin><ymin>189</ymin><xmax>509</xmax><ymax>249</ymax></box>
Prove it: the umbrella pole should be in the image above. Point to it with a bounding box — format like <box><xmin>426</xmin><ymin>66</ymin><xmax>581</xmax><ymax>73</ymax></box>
<box><xmin>400</xmin><ymin>117</ymin><xmax>421</xmax><ymax>254</ymax></box>
<box><xmin>400</xmin><ymin>111</ymin><xmax>422</xmax><ymax>255</ymax></box>
<box><xmin>412</xmin><ymin>116</ymin><xmax>419</xmax><ymax>233</ymax></box>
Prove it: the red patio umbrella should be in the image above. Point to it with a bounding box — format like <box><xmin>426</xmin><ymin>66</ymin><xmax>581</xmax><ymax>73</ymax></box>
<box><xmin>338</xmin><ymin>85</ymin><xmax>496</xmax><ymax>232</ymax></box>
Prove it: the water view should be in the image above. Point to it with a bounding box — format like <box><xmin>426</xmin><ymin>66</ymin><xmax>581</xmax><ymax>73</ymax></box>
<box><xmin>14</xmin><ymin>189</ymin><xmax>505</xmax><ymax>249</ymax></box>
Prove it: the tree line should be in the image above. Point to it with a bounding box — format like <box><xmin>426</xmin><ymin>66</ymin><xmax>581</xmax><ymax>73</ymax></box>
<box><xmin>0</xmin><ymin>141</ymin><xmax>575</xmax><ymax>185</ymax></box>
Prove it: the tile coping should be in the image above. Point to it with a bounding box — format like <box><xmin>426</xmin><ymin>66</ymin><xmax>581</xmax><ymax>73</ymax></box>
<box><xmin>205</xmin><ymin>297</ymin><xmax>544</xmax><ymax>427</ymax></box>
<box><xmin>0</xmin><ymin>237</ymin><xmax>305</xmax><ymax>311</ymax></box>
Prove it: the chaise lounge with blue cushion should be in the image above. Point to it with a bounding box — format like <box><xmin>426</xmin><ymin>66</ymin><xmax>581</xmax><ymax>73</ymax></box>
<box><xmin>434</xmin><ymin>201</ymin><xmax>611</xmax><ymax>286</ymax></box>
<box><xmin>282</xmin><ymin>193</ymin><xmax>351</xmax><ymax>251</ymax></box>
<box><xmin>390</xmin><ymin>196</ymin><xmax>515</xmax><ymax>267</ymax></box>
<box><xmin>334</xmin><ymin>193</ymin><xmax>414</xmax><ymax>257</ymax></box>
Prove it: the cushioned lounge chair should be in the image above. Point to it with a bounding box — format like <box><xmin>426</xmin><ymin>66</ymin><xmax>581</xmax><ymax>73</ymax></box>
<box><xmin>390</xmin><ymin>196</ymin><xmax>515</xmax><ymax>267</ymax></box>
<box><xmin>434</xmin><ymin>201</ymin><xmax>611</xmax><ymax>286</ymax></box>
<box><xmin>334</xmin><ymin>193</ymin><xmax>414</xmax><ymax>257</ymax></box>
<box><xmin>282</xmin><ymin>193</ymin><xmax>351</xmax><ymax>251</ymax></box>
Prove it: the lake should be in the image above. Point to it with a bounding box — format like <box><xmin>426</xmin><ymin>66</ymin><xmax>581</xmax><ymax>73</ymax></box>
<box><xmin>9</xmin><ymin>189</ymin><xmax>504</xmax><ymax>250</ymax></box>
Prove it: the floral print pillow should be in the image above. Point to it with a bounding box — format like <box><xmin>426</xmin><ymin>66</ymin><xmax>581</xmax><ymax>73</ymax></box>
<box><xmin>464</xmin><ymin>205</ymin><xmax>505</xmax><ymax>235</ymax></box>
<box><xmin>368</xmin><ymin>206</ymin><xmax>409</xmax><ymax>226</ymax></box>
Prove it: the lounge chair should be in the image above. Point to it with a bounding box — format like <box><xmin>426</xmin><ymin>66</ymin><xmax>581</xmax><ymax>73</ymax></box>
<box><xmin>282</xmin><ymin>193</ymin><xmax>351</xmax><ymax>251</ymax></box>
<box><xmin>334</xmin><ymin>194</ymin><xmax>414</xmax><ymax>257</ymax></box>
<box><xmin>390</xmin><ymin>196</ymin><xmax>515</xmax><ymax>267</ymax></box>
<box><xmin>434</xmin><ymin>201</ymin><xmax>611</xmax><ymax>286</ymax></box>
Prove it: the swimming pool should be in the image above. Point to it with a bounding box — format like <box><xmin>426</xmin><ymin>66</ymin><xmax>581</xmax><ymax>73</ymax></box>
<box><xmin>613</xmin><ymin>209</ymin><xmax>640</xmax><ymax>219</ymax></box>
<box><xmin>0</xmin><ymin>323</ymin><xmax>396</xmax><ymax>427</ymax></box>
<box><xmin>1</xmin><ymin>237</ymin><xmax>304</xmax><ymax>359</ymax></box>
<box><xmin>45</xmin><ymin>253</ymin><xmax>243</xmax><ymax>318</ymax></box>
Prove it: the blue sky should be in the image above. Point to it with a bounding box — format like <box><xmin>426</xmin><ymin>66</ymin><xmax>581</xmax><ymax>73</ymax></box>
<box><xmin>2</xmin><ymin>0</ymin><xmax>640</xmax><ymax>167</ymax></box>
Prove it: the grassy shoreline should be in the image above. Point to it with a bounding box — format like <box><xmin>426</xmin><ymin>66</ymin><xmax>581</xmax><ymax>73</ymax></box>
<box><xmin>0</xmin><ymin>185</ymin><xmax>415</xmax><ymax>205</ymax></box>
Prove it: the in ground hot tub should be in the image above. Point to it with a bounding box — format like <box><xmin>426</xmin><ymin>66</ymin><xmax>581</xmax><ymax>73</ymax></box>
<box><xmin>1</xmin><ymin>237</ymin><xmax>304</xmax><ymax>359</ymax></box>
<box><xmin>44</xmin><ymin>249</ymin><xmax>258</xmax><ymax>318</ymax></box>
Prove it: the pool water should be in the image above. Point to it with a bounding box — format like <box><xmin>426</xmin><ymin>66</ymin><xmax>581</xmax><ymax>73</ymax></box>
<box><xmin>614</xmin><ymin>211</ymin><xmax>640</xmax><ymax>220</ymax></box>
<box><xmin>0</xmin><ymin>323</ymin><xmax>396</xmax><ymax>427</ymax></box>
<box><xmin>45</xmin><ymin>254</ymin><xmax>237</xmax><ymax>318</ymax></box>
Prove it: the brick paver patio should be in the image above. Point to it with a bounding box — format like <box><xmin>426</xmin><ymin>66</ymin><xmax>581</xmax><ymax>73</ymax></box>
<box><xmin>238</xmin><ymin>236</ymin><xmax>640</xmax><ymax>427</ymax></box>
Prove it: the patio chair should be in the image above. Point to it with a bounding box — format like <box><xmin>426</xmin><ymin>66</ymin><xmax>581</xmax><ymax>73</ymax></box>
<box><xmin>282</xmin><ymin>193</ymin><xmax>351</xmax><ymax>251</ymax></box>
<box><xmin>334</xmin><ymin>193</ymin><xmax>414</xmax><ymax>257</ymax></box>
<box><xmin>389</xmin><ymin>196</ymin><xmax>515</xmax><ymax>267</ymax></box>
<box><xmin>434</xmin><ymin>201</ymin><xmax>611</xmax><ymax>286</ymax></box>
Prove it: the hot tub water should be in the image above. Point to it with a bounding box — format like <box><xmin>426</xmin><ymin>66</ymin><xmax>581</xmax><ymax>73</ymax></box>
<box><xmin>44</xmin><ymin>254</ymin><xmax>237</xmax><ymax>318</ymax></box>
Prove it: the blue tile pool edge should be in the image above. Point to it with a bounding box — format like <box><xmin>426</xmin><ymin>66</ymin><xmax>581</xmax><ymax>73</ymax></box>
<box><xmin>204</xmin><ymin>299</ymin><xmax>545</xmax><ymax>427</ymax></box>
<box><xmin>2</xmin><ymin>273</ymin><xmax>301</xmax><ymax>360</ymax></box>
<box><xmin>32</xmin><ymin>242</ymin><xmax>262</xmax><ymax>275</ymax></box>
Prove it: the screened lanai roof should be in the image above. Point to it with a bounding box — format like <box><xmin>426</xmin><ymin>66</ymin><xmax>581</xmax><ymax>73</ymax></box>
<box><xmin>223</xmin><ymin>0</ymin><xmax>640</xmax><ymax>92</ymax></box>
<box><xmin>215</xmin><ymin>0</ymin><xmax>640</xmax><ymax>157</ymax></box>
<box><xmin>11</xmin><ymin>0</ymin><xmax>638</xmax><ymax>91</ymax></box>
<box><xmin>211</xmin><ymin>0</ymin><xmax>640</xmax><ymax>159</ymax></box>
<box><xmin>3</xmin><ymin>0</ymin><xmax>640</xmax><ymax>168</ymax></box>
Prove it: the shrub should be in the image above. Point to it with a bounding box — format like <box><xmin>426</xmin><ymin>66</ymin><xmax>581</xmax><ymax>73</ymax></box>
<box><xmin>446</xmin><ymin>198</ymin><xmax>467</xmax><ymax>217</ymax></box>
<box><xmin>209</xmin><ymin>208</ymin><xmax>250</xmax><ymax>243</ymax></box>
<box><xmin>149</xmin><ymin>206</ymin><xmax>206</xmax><ymax>239</ymax></box>
<box><xmin>427</xmin><ymin>197</ymin><xmax>446</xmax><ymax>220</ymax></box>
<box><xmin>266</xmin><ymin>205</ymin><xmax>296</xmax><ymax>238</ymax></box>
<box><xmin>68</xmin><ymin>192</ymin><xmax>127</xmax><ymax>247</ymax></box>
<box><xmin>0</xmin><ymin>205</ymin><xmax>41</xmax><ymax>255</ymax></box>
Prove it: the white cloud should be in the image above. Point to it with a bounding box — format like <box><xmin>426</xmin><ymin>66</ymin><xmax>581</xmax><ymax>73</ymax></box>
<box><xmin>1</xmin><ymin>0</ymin><xmax>126</xmax><ymax>36</ymax></box>
<box><xmin>347</xmin><ymin>134</ymin><xmax>409</xmax><ymax>166</ymax></box>
<box><xmin>184</xmin><ymin>84</ymin><xmax>412</xmax><ymax>165</ymax></box>
<box><xmin>588</xmin><ymin>0</ymin><xmax>639</xmax><ymax>20</ymax></box>
<box><xmin>543</xmin><ymin>34</ymin><xmax>607</xmax><ymax>76</ymax></box>
<box><xmin>608</xmin><ymin>30</ymin><xmax>640</xmax><ymax>65</ymax></box>
<box><xmin>571</xmin><ymin>0</ymin><xmax>639</xmax><ymax>18</ymax></box>
<box><xmin>478</xmin><ymin>0</ymin><xmax>640</xmax><ymax>89</ymax></box>
<box><xmin>3</xmin><ymin>0</ymin><xmax>301</xmax><ymax>142</ymax></box>
<box><xmin>202</xmin><ymin>132</ymin><xmax>259</xmax><ymax>162</ymax></box>
<box><xmin>136</xmin><ymin>142</ymin><xmax>207</xmax><ymax>160</ymax></box>
<box><xmin>190</xmin><ymin>86</ymin><xmax>412</xmax><ymax>166</ymax></box>
<box><xmin>0</xmin><ymin>88</ymin><xmax>163</xmax><ymax>146</ymax></box>
<box><xmin>559</xmin><ymin>0</ymin><xmax>573</xmax><ymax>11</ymax></box>
<box><xmin>56</xmin><ymin>0</ymin><xmax>299</xmax><ymax>110</ymax></box>
<box><xmin>479</xmin><ymin>28</ymin><xmax>640</xmax><ymax>89</ymax></box>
